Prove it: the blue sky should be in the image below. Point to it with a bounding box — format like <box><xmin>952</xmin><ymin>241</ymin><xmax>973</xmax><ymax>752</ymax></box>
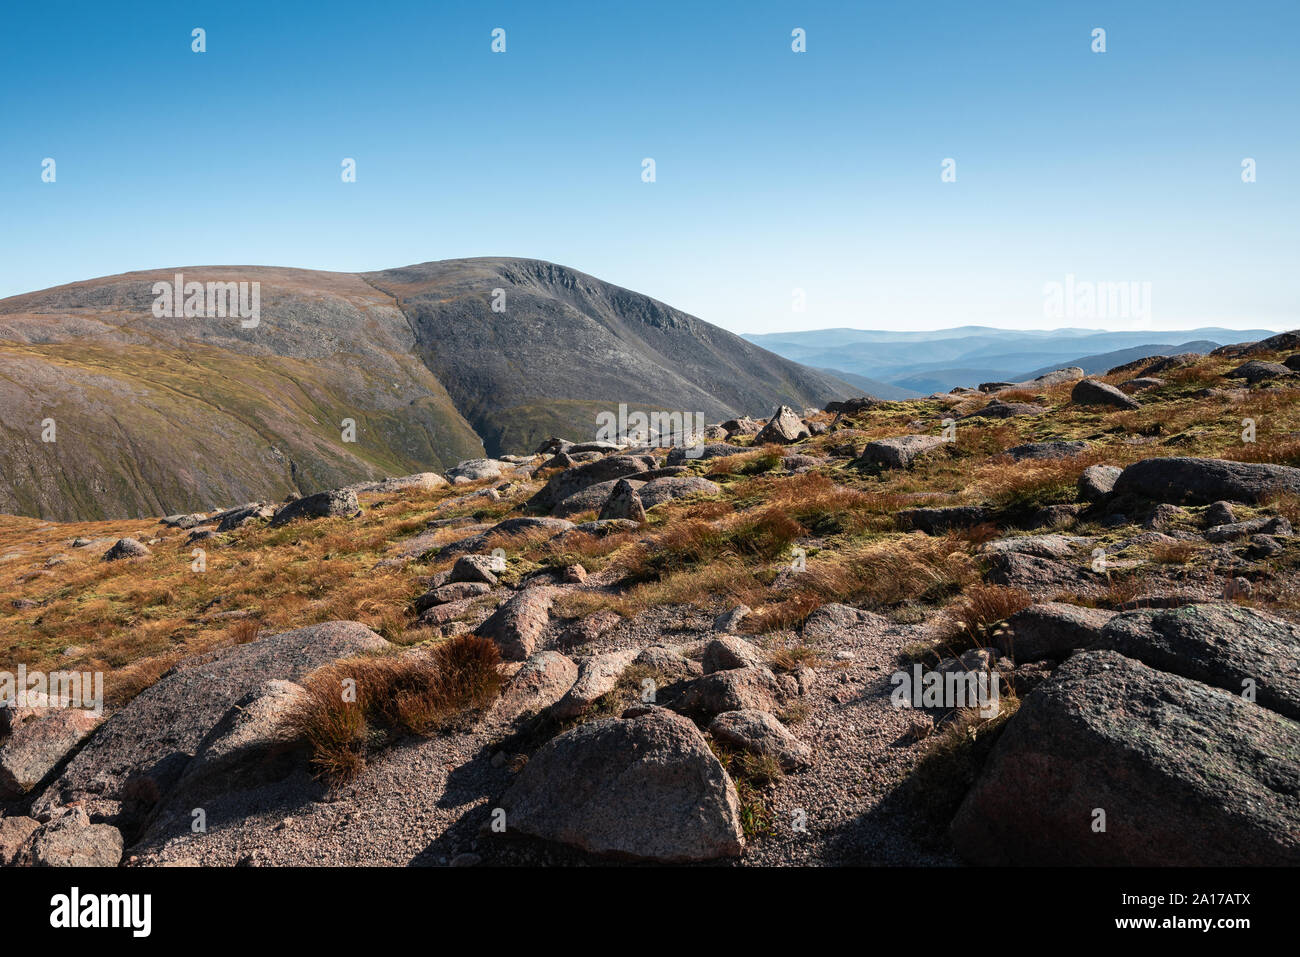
<box><xmin>1</xmin><ymin>0</ymin><xmax>1296</xmax><ymax>333</ymax></box>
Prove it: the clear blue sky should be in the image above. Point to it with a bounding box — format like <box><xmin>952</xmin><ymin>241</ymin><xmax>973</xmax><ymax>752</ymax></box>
<box><xmin>2</xmin><ymin>0</ymin><xmax>1296</xmax><ymax>333</ymax></box>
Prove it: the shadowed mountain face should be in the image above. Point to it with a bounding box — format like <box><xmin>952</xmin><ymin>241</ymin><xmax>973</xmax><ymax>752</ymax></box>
<box><xmin>363</xmin><ymin>259</ymin><xmax>851</xmax><ymax>454</ymax></box>
<box><xmin>0</xmin><ymin>258</ymin><xmax>851</xmax><ymax>521</ymax></box>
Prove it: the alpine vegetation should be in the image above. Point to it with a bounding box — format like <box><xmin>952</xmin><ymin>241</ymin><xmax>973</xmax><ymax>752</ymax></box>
<box><xmin>2</xmin><ymin>326</ymin><xmax>1298</xmax><ymax>869</ymax></box>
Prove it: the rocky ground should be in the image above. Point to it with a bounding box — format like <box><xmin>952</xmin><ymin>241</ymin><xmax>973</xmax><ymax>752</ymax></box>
<box><xmin>2</xmin><ymin>331</ymin><xmax>1299</xmax><ymax>867</ymax></box>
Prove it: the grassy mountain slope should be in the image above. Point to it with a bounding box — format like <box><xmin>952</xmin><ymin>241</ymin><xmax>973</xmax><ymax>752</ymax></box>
<box><xmin>0</xmin><ymin>267</ymin><xmax>485</xmax><ymax>521</ymax></box>
<box><xmin>0</xmin><ymin>260</ymin><xmax>851</xmax><ymax>520</ymax></box>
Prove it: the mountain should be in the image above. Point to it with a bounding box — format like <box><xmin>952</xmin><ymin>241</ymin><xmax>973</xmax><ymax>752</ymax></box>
<box><xmin>0</xmin><ymin>258</ymin><xmax>852</xmax><ymax>521</ymax></box>
<box><xmin>744</xmin><ymin>327</ymin><xmax>1283</xmax><ymax>394</ymax></box>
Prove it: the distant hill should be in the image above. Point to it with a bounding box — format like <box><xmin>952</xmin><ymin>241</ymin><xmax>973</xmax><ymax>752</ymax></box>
<box><xmin>744</xmin><ymin>326</ymin><xmax>1283</xmax><ymax>394</ymax></box>
<box><xmin>0</xmin><ymin>258</ymin><xmax>852</xmax><ymax>520</ymax></box>
<box><xmin>1018</xmin><ymin>341</ymin><xmax>1222</xmax><ymax>380</ymax></box>
<box><xmin>816</xmin><ymin>369</ymin><xmax>921</xmax><ymax>400</ymax></box>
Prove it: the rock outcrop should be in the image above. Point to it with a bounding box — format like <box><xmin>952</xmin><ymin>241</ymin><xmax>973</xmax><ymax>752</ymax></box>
<box><xmin>951</xmin><ymin>651</ymin><xmax>1300</xmax><ymax>865</ymax></box>
<box><xmin>499</xmin><ymin>709</ymin><xmax>744</xmax><ymax>862</ymax></box>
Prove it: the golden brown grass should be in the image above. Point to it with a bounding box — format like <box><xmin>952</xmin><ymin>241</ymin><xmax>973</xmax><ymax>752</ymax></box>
<box><xmin>994</xmin><ymin>388</ymin><xmax>1044</xmax><ymax>404</ymax></box>
<box><xmin>909</xmin><ymin>584</ymin><xmax>1032</xmax><ymax>662</ymax></box>
<box><xmin>705</xmin><ymin>445</ymin><xmax>784</xmax><ymax>476</ymax></box>
<box><xmin>6</xmin><ymin>346</ymin><xmax>1296</xmax><ymax>709</ymax></box>
<box><xmin>0</xmin><ymin>483</ymin><xmax>469</xmax><ymax>701</ymax></box>
<box><xmin>1149</xmin><ymin>540</ymin><xmax>1202</xmax><ymax>565</ymax></box>
<box><xmin>747</xmin><ymin>533</ymin><xmax>981</xmax><ymax>632</ymax></box>
<box><xmin>974</xmin><ymin>450</ymin><xmax>1108</xmax><ymax>510</ymax></box>
<box><xmin>1263</xmin><ymin>492</ymin><xmax>1300</xmax><ymax>527</ymax></box>
<box><xmin>1224</xmin><ymin>434</ymin><xmax>1300</xmax><ymax>467</ymax></box>
<box><xmin>283</xmin><ymin>634</ymin><xmax>502</xmax><ymax>786</ymax></box>
<box><xmin>228</xmin><ymin>618</ymin><xmax>262</xmax><ymax>644</ymax></box>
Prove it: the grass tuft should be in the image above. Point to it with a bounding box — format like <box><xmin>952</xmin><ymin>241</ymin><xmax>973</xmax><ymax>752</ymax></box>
<box><xmin>283</xmin><ymin>634</ymin><xmax>502</xmax><ymax>787</ymax></box>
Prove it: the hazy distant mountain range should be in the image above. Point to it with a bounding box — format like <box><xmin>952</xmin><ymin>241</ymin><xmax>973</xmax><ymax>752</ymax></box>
<box><xmin>743</xmin><ymin>326</ymin><xmax>1283</xmax><ymax>396</ymax></box>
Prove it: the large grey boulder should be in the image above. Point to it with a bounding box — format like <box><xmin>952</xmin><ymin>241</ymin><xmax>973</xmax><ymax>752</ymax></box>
<box><xmin>499</xmin><ymin>709</ymin><xmax>744</xmax><ymax>862</ymax></box>
<box><xmin>631</xmin><ymin>645</ymin><xmax>703</xmax><ymax>681</ymax></box>
<box><xmin>0</xmin><ymin>816</ymin><xmax>39</xmax><ymax>865</ymax></box>
<box><xmin>598</xmin><ymin>480</ymin><xmax>646</xmax><ymax>523</ymax></box>
<box><xmin>702</xmin><ymin>635</ymin><xmax>765</xmax><ymax>673</ymax></box>
<box><xmin>951</xmin><ymin>651</ymin><xmax>1300</xmax><ymax>865</ymax></box>
<box><xmin>529</xmin><ymin>455</ymin><xmax>656</xmax><ymax>511</ymax></box>
<box><xmin>857</xmin><ymin>434</ymin><xmax>946</xmax><ymax>470</ymax></box>
<box><xmin>1071</xmin><ymin>378</ymin><xmax>1140</xmax><ymax>409</ymax></box>
<box><xmin>414</xmin><ymin>581</ymin><xmax>491</xmax><ymax>611</ymax></box>
<box><xmin>552</xmin><ymin>478</ymin><xmax>645</xmax><ymax>517</ymax></box>
<box><xmin>1112</xmin><ymin>457</ymin><xmax>1300</xmax><ymax>505</ymax></box>
<box><xmin>167</xmin><ymin>680</ymin><xmax>307</xmax><ymax>800</ymax></box>
<box><xmin>136</xmin><ymin>680</ymin><xmax>312</xmax><ymax>847</ymax></box>
<box><xmin>270</xmin><ymin>488</ymin><xmax>359</xmax><ymax>527</ymax></box>
<box><xmin>436</xmin><ymin>516</ymin><xmax>575</xmax><ymax>560</ymax></box>
<box><xmin>214</xmin><ymin>502</ymin><xmax>273</xmax><ymax>532</ymax></box>
<box><xmin>161</xmin><ymin>513</ymin><xmax>207</xmax><ymax>529</ymax></box>
<box><xmin>476</xmin><ymin>587</ymin><xmax>556</xmax><ymax>661</ymax></box>
<box><xmin>1095</xmin><ymin>603</ymin><xmax>1300</xmax><ymax>720</ymax></box>
<box><xmin>801</xmin><ymin>603</ymin><xmax>891</xmax><ymax>641</ymax></box>
<box><xmin>1000</xmin><ymin>602</ymin><xmax>1116</xmax><ymax>660</ymax></box>
<box><xmin>102</xmin><ymin>538</ymin><xmax>150</xmax><ymax>561</ymax></box>
<box><xmin>709</xmin><ymin>709</ymin><xmax>812</xmax><ymax>771</ymax></box>
<box><xmin>1241</xmin><ymin>330</ymin><xmax>1300</xmax><ymax>354</ymax></box>
<box><xmin>899</xmin><ymin>506</ymin><xmax>988</xmax><ymax>534</ymax></box>
<box><xmin>1023</xmin><ymin>366</ymin><xmax>1086</xmax><ymax>387</ymax></box>
<box><xmin>30</xmin><ymin>621</ymin><xmax>389</xmax><ymax>829</ymax></box>
<box><xmin>1140</xmin><ymin>353</ymin><xmax>1200</xmax><ymax>375</ymax></box>
<box><xmin>0</xmin><ymin>702</ymin><xmax>104</xmax><ymax>799</ymax></box>
<box><xmin>981</xmin><ymin>534</ymin><xmax>1091</xmax><ymax>560</ymax></box>
<box><xmin>1119</xmin><ymin>377</ymin><xmax>1166</xmax><ymax>393</ymax></box>
<box><xmin>1078</xmin><ymin>464</ymin><xmax>1122</xmax><ymax>500</ymax></box>
<box><xmin>1226</xmin><ymin>360</ymin><xmax>1296</xmax><ymax>383</ymax></box>
<box><xmin>1004</xmin><ymin>440</ymin><xmax>1087</xmax><ymax>461</ymax></box>
<box><xmin>1204</xmin><ymin>515</ymin><xmax>1292</xmax><ymax>543</ymax></box>
<box><xmin>493</xmin><ymin>651</ymin><xmax>578</xmax><ymax>724</ymax></box>
<box><xmin>754</xmin><ymin>406</ymin><xmax>810</xmax><ymax>444</ymax></box>
<box><xmin>348</xmin><ymin>472</ymin><xmax>448</xmax><ymax>494</ymax></box>
<box><xmin>25</xmin><ymin>806</ymin><xmax>124</xmax><ymax>868</ymax></box>
<box><xmin>984</xmin><ymin>552</ymin><xmax>1096</xmax><ymax>593</ymax></box>
<box><xmin>446</xmin><ymin>458</ymin><xmax>513</xmax><ymax>483</ymax></box>
<box><xmin>449</xmin><ymin>554</ymin><xmax>498</xmax><ymax>586</ymax></box>
<box><xmin>551</xmin><ymin>649</ymin><xmax>640</xmax><ymax>719</ymax></box>
<box><xmin>959</xmin><ymin>400</ymin><xmax>1046</xmax><ymax>420</ymax></box>
<box><xmin>637</xmin><ymin>476</ymin><xmax>722</xmax><ymax>509</ymax></box>
<box><xmin>676</xmin><ymin>666</ymin><xmax>787</xmax><ymax>718</ymax></box>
